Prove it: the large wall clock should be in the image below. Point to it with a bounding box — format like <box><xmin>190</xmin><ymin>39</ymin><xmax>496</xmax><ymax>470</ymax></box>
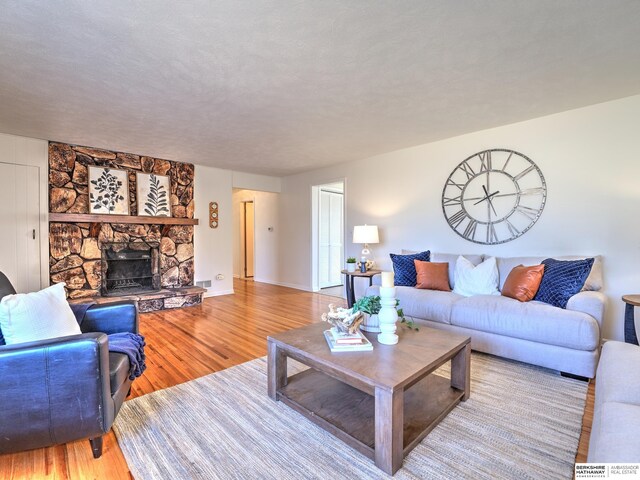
<box><xmin>442</xmin><ymin>149</ymin><xmax>546</xmax><ymax>245</ymax></box>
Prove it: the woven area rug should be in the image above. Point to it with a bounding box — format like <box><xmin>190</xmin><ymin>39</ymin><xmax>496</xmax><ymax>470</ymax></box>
<box><xmin>113</xmin><ymin>353</ymin><xmax>587</xmax><ymax>480</ymax></box>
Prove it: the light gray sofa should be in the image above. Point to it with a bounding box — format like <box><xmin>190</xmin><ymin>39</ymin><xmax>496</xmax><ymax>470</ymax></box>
<box><xmin>588</xmin><ymin>341</ymin><xmax>640</xmax><ymax>462</ymax></box>
<box><xmin>366</xmin><ymin>252</ymin><xmax>606</xmax><ymax>378</ymax></box>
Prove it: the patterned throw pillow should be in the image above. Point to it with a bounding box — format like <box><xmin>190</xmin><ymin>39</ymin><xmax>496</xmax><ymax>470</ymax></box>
<box><xmin>390</xmin><ymin>251</ymin><xmax>430</xmax><ymax>286</ymax></box>
<box><xmin>533</xmin><ymin>258</ymin><xmax>594</xmax><ymax>309</ymax></box>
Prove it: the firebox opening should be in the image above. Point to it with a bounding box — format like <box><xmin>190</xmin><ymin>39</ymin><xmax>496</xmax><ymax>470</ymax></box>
<box><xmin>101</xmin><ymin>242</ymin><xmax>160</xmax><ymax>296</ymax></box>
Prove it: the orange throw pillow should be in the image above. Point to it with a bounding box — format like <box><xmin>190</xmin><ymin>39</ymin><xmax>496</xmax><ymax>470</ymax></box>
<box><xmin>414</xmin><ymin>260</ymin><xmax>451</xmax><ymax>291</ymax></box>
<box><xmin>501</xmin><ymin>264</ymin><xmax>545</xmax><ymax>302</ymax></box>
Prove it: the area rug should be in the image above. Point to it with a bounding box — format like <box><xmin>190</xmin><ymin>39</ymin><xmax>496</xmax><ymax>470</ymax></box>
<box><xmin>113</xmin><ymin>353</ymin><xmax>587</xmax><ymax>479</ymax></box>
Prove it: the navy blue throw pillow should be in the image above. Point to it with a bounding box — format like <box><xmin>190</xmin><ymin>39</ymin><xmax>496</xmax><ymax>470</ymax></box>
<box><xmin>390</xmin><ymin>251</ymin><xmax>430</xmax><ymax>287</ymax></box>
<box><xmin>534</xmin><ymin>258</ymin><xmax>594</xmax><ymax>309</ymax></box>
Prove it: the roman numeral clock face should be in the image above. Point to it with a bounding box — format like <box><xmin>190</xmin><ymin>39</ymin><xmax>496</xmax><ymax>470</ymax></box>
<box><xmin>442</xmin><ymin>149</ymin><xmax>546</xmax><ymax>245</ymax></box>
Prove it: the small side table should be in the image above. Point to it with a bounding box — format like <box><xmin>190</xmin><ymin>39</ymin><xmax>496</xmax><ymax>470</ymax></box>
<box><xmin>622</xmin><ymin>295</ymin><xmax>640</xmax><ymax>345</ymax></box>
<box><xmin>341</xmin><ymin>269</ymin><xmax>381</xmax><ymax>308</ymax></box>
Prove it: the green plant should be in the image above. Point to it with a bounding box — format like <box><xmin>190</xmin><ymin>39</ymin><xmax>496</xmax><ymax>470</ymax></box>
<box><xmin>352</xmin><ymin>295</ymin><xmax>380</xmax><ymax>315</ymax></box>
<box><xmin>352</xmin><ymin>295</ymin><xmax>419</xmax><ymax>331</ymax></box>
<box><xmin>346</xmin><ymin>257</ymin><xmax>357</xmax><ymax>263</ymax></box>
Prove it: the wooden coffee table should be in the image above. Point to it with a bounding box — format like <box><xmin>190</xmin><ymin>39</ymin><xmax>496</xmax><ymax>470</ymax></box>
<box><xmin>267</xmin><ymin>322</ymin><xmax>471</xmax><ymax>475</ymax></box>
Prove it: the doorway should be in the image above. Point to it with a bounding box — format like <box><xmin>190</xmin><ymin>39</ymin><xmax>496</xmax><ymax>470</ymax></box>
<box><xmin>0</xmin><ymin>162</ymin><xmax>42</xmax><ymax>293</ymax></box>
<box><xmin>243</xmin><ymin>201</ymin><xmax>255</xmax><ymax>278</ymax></box>
<box><xmin>311</xmin><ymin>181</ymin><xmax>345</xmax><ymax>295</ymax></box>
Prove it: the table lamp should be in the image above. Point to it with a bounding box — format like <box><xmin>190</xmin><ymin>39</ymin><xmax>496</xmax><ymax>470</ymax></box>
<box><xmin>353</xmin><ymin>225</ymin><xmax>379</xmax><ymax>271</ymax></box>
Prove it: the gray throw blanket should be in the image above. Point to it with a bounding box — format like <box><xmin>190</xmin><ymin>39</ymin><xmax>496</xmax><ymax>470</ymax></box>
<box><xmin>70</xmin><ymin>302</ymin><xmax>146</xmax><ymax>380</ymax></box>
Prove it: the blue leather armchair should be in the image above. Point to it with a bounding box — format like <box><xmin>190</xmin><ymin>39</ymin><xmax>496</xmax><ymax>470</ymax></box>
<box><xmin>0</xmin><ymin>272</ymin><xmax>139</xmax><ymax>458</ymax></box>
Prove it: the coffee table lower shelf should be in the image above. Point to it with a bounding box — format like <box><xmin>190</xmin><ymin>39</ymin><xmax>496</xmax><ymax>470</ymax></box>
<box><xmin>277</xmin><ymin>368</ymin><xmax>464</xmax><ymax>461</ymax></box>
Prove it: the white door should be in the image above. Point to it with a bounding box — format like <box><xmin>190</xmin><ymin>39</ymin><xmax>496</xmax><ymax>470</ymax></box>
<box><xmin>0</xmin><ymin>162</ymin><xmax>41</xmax><ymax>293</ymax></box>
<box><xmin>319</xmin><ymin>190</ymin><xmax>343</xmax><ymax>288</ymax></box>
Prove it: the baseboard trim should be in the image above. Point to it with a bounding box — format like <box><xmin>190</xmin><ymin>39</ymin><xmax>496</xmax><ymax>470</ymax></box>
<box><xmin>203</xmin><ymin>289</ymin><xmax>234</xmax><ymax>298</ymax></box>
<box><xmin>253</xmin><ymin>279</ymin><xmax>312</xmax><ymax>292</ymax></box>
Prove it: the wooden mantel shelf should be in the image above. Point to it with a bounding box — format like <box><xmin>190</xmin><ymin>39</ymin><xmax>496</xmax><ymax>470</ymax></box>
<box><xmin>49</xmin><ymin>213</ymin><xmax>199</xmax><ymax>226</ymax></box>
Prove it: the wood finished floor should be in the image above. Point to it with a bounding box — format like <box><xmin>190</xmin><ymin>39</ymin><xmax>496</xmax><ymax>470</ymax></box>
<box><xmin>0</xmin><ymin>279</ymin><xmax>594</xmax><ymax>479</ymax></box>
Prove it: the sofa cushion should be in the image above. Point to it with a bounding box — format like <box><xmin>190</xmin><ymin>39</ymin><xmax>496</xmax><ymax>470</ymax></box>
<box><xmin>450</xmin><ymin>295</ymin><xmax>600</xmax><ymax>350</ymax></box>
<box><xmin>430</xmin><ymin>253</ymin><xmax>484</xmax><ymax>289</ymax></box>
<box><xmin>534</xmin><ymin>258</ymin><xmax>594</xmax><ymax>308</ymax></box>
<box><xmin>109</xmin><ymin>351</ymin><xmax>130</xmax><ymax>395</ymax></box>
<box><xmin>367</xmin><ymin>285</ymin><xmax>461</xmax><ymax>325</ymax></box>
<box><xmin>415</xmin><ymin>260</ymin><xmax>450</xmax><ymax>291</ymax></box>
<box><xmin>452</xmin><ymin>256</ymin><xmax>500</xmax><ymax>297</ymax></box>
<box><xmin>501</xmin><ymin>264</ymin><xmax>545</xmax><ymax>302</ymax></box>
<box><xmin>390</xmin><ymin>251</ymin><xmax>430</xmax><ymax>286</ymax></box>
<box><xmin>588</xmin><ymin>401</ymin><xmax>640</xmax><ymax>463</ymax></box>
<box><xmin>595</xmin><ymin>341</ymin><xmax>640</xmax><ymax>406</ymax></box>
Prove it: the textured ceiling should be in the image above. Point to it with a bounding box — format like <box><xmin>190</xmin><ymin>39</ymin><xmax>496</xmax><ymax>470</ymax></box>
<box><xmin>1</xmin><ymin>1</ymin><xmax>640</xmax><ymax>176</ymax></box>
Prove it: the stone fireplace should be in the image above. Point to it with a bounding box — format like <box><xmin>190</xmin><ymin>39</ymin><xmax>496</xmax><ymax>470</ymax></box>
<box><xmin>101</xmin><ymin>242</ymin><xmax>160</xmax><ymax>296</ymax></box>
<box><xmin>48</xmin><ymin>142</ymin><xmax>204</xmax><ymax>311</ymax></box>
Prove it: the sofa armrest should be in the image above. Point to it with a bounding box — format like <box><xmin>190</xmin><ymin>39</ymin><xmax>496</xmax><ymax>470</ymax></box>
<box><xmin>566</xmin><ymin>290</ymin><xmax>607</xmax><ymax>328</ymax></box>
<box><xmin>0</xmin><ymin>333</ymin><xmax>114</xmax><ymax>454</ymax></box>
<box><xmin>81</xmin><ymin>301</ymin><xmax>139</xmax><ymax>334</ymax></box>
<box><xmin>372</xmin><ymin>274</ymin><xmax>382</xmax><ymax>286</ymax></box>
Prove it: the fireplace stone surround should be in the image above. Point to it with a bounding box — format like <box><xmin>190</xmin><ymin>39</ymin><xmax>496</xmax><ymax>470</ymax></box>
<box><xmin>48</xmin><ymin>142</ymin><xmax>204</xmax><ymax>311</ymax></box>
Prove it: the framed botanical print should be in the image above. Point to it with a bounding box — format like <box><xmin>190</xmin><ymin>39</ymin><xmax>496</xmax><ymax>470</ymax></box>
<box><xmin>136</xmin><ymin>172</ymin><xmax>171</xmax><ymax>217</ymax></box>
<box><xmin>88</xmin><ymin>166</ymin><xmax>130</xmax><ymax>215</ymax></box>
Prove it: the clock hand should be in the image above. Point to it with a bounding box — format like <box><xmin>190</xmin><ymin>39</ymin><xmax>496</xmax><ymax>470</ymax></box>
<box><xmin>472</xmin><ymin>187</ymin><xmax>500</xmax><ymax>205</ymax></box>
<box><xmin>486</xmin><ymin>192</ymin><xmax>498</xmax><ymax>216</ymax></box>
<box><xmin>473</xmin><ymin>185</ymin><xmax>491</xmax><ymax>206</ymax></box>
<box><xmin>481</xmin><ymin>185</ymin><xmax>498</xmax><ymax>215</ymax></box>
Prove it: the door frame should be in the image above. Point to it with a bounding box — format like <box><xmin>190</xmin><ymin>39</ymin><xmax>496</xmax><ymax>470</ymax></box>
<box><xmin>311</xmin><ymin>178</ymin><xmax>347</xmax><ymax>292</ymax></box>
<box><xmin>242</xmin><ymin>200</ymin><xmax>255</xmax><ymax>278</ymax></box>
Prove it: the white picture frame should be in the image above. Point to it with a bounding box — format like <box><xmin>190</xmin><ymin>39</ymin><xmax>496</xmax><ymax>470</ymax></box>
<box><xmin>136</xmin><ymin>172</ymin><xmax>171</xmax><ymax>217</ymax></box>
<box><xmin>88</xmin><ymin>166</ymin><xmax>130</xmax><ymax>215</ymax></box>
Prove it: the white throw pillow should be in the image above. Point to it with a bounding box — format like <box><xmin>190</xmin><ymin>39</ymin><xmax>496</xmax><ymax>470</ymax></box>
<box><xmin>0</xmin><ymin>282</ymin><xmax>81</xmax><ymax>345</ymax></box>
<box><xmin>453</xmin><ymin>256</ymin><xmax>500</xmax><ymax>297</ymax></box>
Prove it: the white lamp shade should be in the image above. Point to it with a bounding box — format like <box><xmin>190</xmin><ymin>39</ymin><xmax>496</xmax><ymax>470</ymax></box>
<box><xmin>353</xmin><ymin>225</ymin><xmax>379</xmax><ymax>244</ymax></box>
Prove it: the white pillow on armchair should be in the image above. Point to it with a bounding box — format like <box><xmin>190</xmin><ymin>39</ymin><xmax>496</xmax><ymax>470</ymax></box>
<box><xmin>453</xmin><ymin>256</ymin><xmax>500</xmax><ymax>297</ymax></box>
<box><xmin>0</xmin><ymin>282</ymin><xmax>81</xmax><ymax>345</ymax></box>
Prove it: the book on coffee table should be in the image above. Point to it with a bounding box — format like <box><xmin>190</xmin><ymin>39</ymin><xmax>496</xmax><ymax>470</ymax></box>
<box><xmin>324</xmin><ymin>329</ymin><xmax>373</xmax><ymax>352</ymax></box>
<box><xmin>330</xmin><ymin>328</ymin><xmax>367</xmax><ymax>344</ymax></box>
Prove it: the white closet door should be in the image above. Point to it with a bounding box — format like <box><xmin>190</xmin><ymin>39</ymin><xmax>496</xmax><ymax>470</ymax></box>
<box><xmin>319</xmin><ymin>191</ymin><xmax>331</xmax><ymax>288</ymax></box>
<box><xmin>328</xmin><ymin>192</ymin><xmax>343</xmax><ymax>286</ymax></box>
<box><xmin>0</xmin><ymin>162</ymin><xmax>41</xmax><ymax>293</ymax></box>
<box><xmin>319</xmin><ymin>190</ymin><xmax>343</xmax><ymax>288</ymax></box>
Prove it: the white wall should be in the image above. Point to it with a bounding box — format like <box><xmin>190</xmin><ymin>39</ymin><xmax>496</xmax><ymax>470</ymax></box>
<box><xmin>0</xmin><ymin>133</ymin><xmax>49</xmax><ymax>288</ymax></box>
<box><xmin>279</xmin><ymin>94</ymin><xmax>640</xmax><ymax>341</ymax></box>
<box><xmin>232</xmin><ymin>171</ymin><xmax>281</xmax><ymax>193</ymax></box>
<box><xmin>232</xmin><ymin>189</ymin><xmax>280</xmax><ymax>284</ymax></box>
<box><xmin>194</xmin><ymin>165</ymin><xmax>234</xmax><ymax>297</ymax></box>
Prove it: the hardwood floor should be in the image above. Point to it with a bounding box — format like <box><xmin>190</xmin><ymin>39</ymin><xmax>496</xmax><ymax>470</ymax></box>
<box><xmin>0</xmin><ymin>279</ymin><xmax>594</xmax><ymax>478</ymax></box>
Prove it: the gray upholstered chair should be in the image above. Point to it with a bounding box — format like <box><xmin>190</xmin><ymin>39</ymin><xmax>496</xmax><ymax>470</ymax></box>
<box><xmin>0</xmin><ymin>271</ymin><xmax>139</xmax><ymax>458</ymax></box>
